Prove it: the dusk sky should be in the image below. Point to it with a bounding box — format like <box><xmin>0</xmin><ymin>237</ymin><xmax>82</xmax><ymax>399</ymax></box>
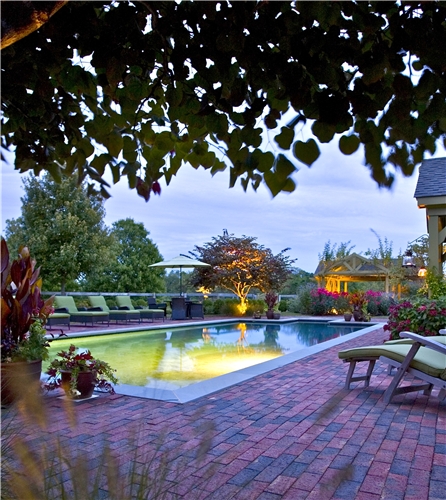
<box><xmin>2</xmin><ymin>139</ymin><xmax>443</xmax><ymax>274</ymax></box>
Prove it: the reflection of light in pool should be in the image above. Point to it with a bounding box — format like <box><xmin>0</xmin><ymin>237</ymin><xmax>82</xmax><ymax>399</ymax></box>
<box><xmin>47</xmin><ymin>321</ymin><xmax>365</xmax><ymax>391</ymax></box>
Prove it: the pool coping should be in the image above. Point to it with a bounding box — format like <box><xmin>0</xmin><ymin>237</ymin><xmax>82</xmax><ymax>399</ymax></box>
<box><xmin>48</xmin><ymin>318</ymin><xmax>382</xmax><ymax>404</ymax></box>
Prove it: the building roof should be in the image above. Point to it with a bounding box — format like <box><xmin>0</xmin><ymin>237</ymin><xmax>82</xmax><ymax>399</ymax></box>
<box><xmin>414</xmin><ymin>157</ymin><xmax>446</xmax><ymax>198</ymax></box>
<box><xmin>314</xmin><ymin>253</ymin><xmax>390</xmax><ymax>278</ymax></box>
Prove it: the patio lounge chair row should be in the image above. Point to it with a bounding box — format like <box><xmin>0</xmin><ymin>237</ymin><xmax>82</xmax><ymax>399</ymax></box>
<box><xmin>47</xmin><ymin>296</ymin><xmax>165</xmax><ymax>328</ymax></box>
<box><xmin>338</xmin><ymin>331</ymin><xmax>446</xmax><ymax>403</ymax></box>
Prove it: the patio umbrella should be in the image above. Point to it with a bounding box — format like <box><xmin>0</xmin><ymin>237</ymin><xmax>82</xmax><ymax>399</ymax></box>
<box><xmin>148</xmin><ymin>255</ymin><xmax>211</xmax><ymax>295</ymax></box>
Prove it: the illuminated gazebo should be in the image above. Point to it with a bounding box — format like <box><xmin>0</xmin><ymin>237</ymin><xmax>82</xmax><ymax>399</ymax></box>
<box><xmin>414</xmin><ymin>157</ymin><xmax>446</xmax><ymax>274</ymax></box>
<box><xmin>314</xmin><ymin>253</ymin><xmax>391</xmax><ymax>293</ymax></box>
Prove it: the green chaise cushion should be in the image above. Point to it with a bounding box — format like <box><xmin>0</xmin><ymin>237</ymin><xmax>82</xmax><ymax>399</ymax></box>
<box><xmin>88</xmin><ymin>296</ymin><xmax>141</xmax><ymax>319</ymax></box>
<box><xmin>384</xmin><ymin>336</ymin><xmax>446</xmax><ymax>345</ymax></box>
<box><xmin>54</xmin><ymin>296</ymin><xmax>109</xmax><ymax>317</ymax></box>
<box><xmin>115</xmin><ymin>296</ymin><xmax>161</xmax><ymax>313</ymax></box>
<box><xmin>338</xmin><ymin>344</ymin><xmax>446</xmax><ymax>380</ymax></box>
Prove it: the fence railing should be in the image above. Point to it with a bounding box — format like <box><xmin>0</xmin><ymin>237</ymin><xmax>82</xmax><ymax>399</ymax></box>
<box><xmin>41</xmin><ymin>292</ymin><xmax>297</xmax><ymax>301</ymax></box>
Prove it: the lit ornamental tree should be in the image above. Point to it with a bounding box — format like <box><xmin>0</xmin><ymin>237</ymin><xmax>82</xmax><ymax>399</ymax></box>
<box><xmin>190</xmin><ymin>234</ymin><xmax>295</xmax><ymax>314</ymax></box>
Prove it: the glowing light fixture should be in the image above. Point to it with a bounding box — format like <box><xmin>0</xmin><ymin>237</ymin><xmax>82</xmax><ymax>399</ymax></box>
<box><xmin>418</xmin><ymin>266</ymin><xmax>427</xmax><ymax>278</ymax></box>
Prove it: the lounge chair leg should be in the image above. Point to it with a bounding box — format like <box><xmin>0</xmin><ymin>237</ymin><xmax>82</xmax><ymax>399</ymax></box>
<box><xmin>344</xmin><ymin>359</ymin><xmax>376</xmax><ymax>389</ymax></box>
<box><xmin>383</xmin><ymin>343</ymin><xmax>421</xmax><ymax>403</ymax></box>
<box><xmin>422</xmin><ymin>384</ymin><xmax>434</xmax><ymax>396</ymax></box>
<box><xmin>364</xmin><ymin>360</ymin><xmax>376</xmax><ymax>387</ymax></box>
<box><xmin>345</xmin><ymin>361</ymin><xmax>357</xmax><ymax>389</ymax></box>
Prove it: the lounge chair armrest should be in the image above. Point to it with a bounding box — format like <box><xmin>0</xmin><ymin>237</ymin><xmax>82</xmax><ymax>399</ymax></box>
<box><xmin>77</xmin><ymin>307</ymin><xmax>87</xmax><ymax>311</ymax></box>
<box><xmin>88</xmin><ymin>306</ymin><xmax>103</xmax><ymax>311</ymax></box>
<box><xmin>400</xmin><ymin>331</ymin><xmax>446</xmax><ymax>354</ymax></box>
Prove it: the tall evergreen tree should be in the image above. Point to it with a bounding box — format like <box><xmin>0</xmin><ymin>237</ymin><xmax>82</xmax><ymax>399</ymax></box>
<box><xmin>84</xmin><ymin>218</ymin><xmax>165</xmax><ymax>293</ymax></box>
<box><xmin>4</xmin><ymin>174</ymin><xmax>111</xmax><ymax>293</ymax></box>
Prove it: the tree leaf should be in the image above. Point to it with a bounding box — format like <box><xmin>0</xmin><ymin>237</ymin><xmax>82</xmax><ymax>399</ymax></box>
<box><xmin>293</xmin><ymin>139</ymin><xmax>320</xmax><ymax>166</ymax></box>
<box><xmin>339</xmin><ymin>134</ymin><xmax>360</xmax><ymax>155</ymax></box>
<box><xmin>274</xmin><ymin>127</ymin><xmax>295</xmax><ymax>149</ymax></box>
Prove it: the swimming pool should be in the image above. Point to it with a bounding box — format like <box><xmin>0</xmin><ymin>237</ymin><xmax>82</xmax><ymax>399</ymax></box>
<box><xmin>47</xmin><ymin>320</ymin><xmax>381</xmax><ymax>402</ymax></box>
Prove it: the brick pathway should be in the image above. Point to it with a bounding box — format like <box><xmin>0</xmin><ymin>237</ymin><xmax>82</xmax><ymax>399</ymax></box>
<box><xmin>3</xmin><ymin>325</ymin><xmax>445</xmax><ymax>499</ymax></box>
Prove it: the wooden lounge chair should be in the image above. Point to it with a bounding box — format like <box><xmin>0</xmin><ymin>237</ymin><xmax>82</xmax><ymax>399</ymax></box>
<box><xmin>54</xmin><ymin>296</ymin><xmax>110</xmax><ymax>327</ymax></box>
<box><xmin>87</xmin><ymin>296</ymin><xmax>141</xmax><ymax>324</ymax></box>
<box><xmin>338</xmin><ymin>333</ymin><xmax>446</xmax><ymax>403</ymax></box>
<box><xmin>115</xmin><ymin>296</ymin><xmax>164</xmax><ymax>322</ymax></box>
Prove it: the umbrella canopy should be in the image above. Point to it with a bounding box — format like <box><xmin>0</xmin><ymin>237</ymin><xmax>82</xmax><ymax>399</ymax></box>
<box><xmin>149</xmin><ymin>256</ymin><xmax>210</xmax><ymax>295</ymax></box>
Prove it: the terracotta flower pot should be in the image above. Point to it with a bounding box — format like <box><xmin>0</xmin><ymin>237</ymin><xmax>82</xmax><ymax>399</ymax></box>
<box><xmin>1</xmin><ymin>359</ymin><xmax>43</xmax><ymax>405</ymax></box>
<box><xmin>61</xmin><ymin>370</ymin><xmax>95</xmax><ymax>399</ymax></box>
<box><xmin>266</xmin><ymin>309</ymin><xmax>274</xmax><ymax>319</ymax></box>
<box><xmin>353</xmin><ymin>310</ymin><xmax>364</xmax><ymax>322</ymax></box>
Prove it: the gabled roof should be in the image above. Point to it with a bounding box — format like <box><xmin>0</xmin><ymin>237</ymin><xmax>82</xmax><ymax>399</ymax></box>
<box><xmin>315</xmin><ymin>253</ymin><xmax>389</xmax><ymax>277</ymax></box>
<box><xmin>414</xmin><ymin>157</ymin><xmax>446</xmax><ymax>198</ymax></box>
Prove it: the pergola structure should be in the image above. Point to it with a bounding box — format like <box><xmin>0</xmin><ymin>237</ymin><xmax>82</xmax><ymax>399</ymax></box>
<box><xmin>414</xmin><ymin>157</ymin><xmax>446</xmax><ymax>275</ymax></box>
<box><xmin>314</xmin><ymin>253</ymin><xmax>391</xmax><ymax>293</ymax></box>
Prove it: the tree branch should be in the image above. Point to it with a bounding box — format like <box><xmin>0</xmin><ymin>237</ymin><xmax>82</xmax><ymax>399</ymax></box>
<box><xmin>1</xmin><ymin>1</ymin><xmax>69</xmax><ymax>50</ymax></box>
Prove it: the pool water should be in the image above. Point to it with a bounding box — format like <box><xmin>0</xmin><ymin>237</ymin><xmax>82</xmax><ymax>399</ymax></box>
<box><xmin>46</xmin><ymin>321</ymin><xmax>365</xmax><ymax>391</ymax></box>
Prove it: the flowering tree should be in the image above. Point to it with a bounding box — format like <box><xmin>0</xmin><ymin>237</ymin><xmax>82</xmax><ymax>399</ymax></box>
<box><xmin>190</xmin><ymin>234</ymin><xmax>295</xmax><ymax>313</ymax></box>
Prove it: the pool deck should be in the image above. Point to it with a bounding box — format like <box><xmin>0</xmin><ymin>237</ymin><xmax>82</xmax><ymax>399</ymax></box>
<box><xmin>5</xmin><ymin>316</ymin><xmax>446</xmax><ymax>499</ymax></box>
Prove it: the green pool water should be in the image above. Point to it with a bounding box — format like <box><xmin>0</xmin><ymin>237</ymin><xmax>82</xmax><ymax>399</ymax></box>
<box><xmin>46</xmin><ymin>321</ymin><xmax>365</xmax><ymax>390</ymax></box>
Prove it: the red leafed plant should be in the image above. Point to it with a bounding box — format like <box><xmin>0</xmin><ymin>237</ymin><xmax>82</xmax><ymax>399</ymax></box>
<box><xmin>264</xmin><ymin>292</ymin><xmax>279</xmax><ymax>310</ymax></box>
<box><xmin>1</xmin><ymin>238</ymin><xmax>55</xmax><ymax>362</ymax></box>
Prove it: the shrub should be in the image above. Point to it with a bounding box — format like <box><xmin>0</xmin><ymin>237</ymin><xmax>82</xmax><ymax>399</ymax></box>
<box><xmin>286</xmin><ymin>296</ymin><xmax>302</xmax><ymax>314</ymax></box>
<box><xmin>220</xmin><ymin>298</ymin><xmax>240</xmax><ymax>316</ymax></box>
<box><xmin>203</xmin><ymin>298</ymin><xmax>215</xmax><ymax>315</ymax></box>
<box><xmin>210</xmin><ymin>299</ymin><xmax>224</xmax><ymax>314</ymax></box>
<box><xmin>74</xmin><ymin>297</ymin><xmax>90</xmax><ymax>308</ymax></box>
<box><xmin>106</xmin><ymin>298</ymin><xmax>117</xmax><ymax>308</ymax></box>
<box><xmin>384</xmin><ymin>298</ymin><xmax>446</xmax><ymax>340</ymax></box>
<box><xmin>308</xmin><ymin>288</ymin><xmax>339</xmax><ymax>315</ymax></box>
<box><xmin>278</xmin><ymin>299</ymin><xmax>288</xmax><ymax>312</ymax></box>
<box><xmin>334</xmin><ymin>292</ymin><xmax>351</xmax><ymax>314</ymax></box>
<box><xmin>288</xmin><ymin>285</ymin><xmax>316</xmax><ymax>314</ymax></box>
<box><xmin>245</xmin><ymin>299</ymin><xmax>266</xmax><ymax>316</ymax></box>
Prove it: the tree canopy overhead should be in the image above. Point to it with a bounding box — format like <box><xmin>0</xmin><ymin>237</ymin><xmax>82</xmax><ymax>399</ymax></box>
<box><xmin>2</xmin><ymin>1</ymin><xmax>445</xmax><ymax>200</ymax></box>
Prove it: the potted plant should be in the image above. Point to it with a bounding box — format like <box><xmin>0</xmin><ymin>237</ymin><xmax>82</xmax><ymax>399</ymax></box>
<box><xmin>349</xmin><ymin>292</ymin><xmax>371</xmax><ymax>322</ymax></box>
<box><xmin>1</xmin><ymin>238</ymin><xmax>55</xmax><ymax>405</ymax></box>
<box><xmin>334</xmin><ymin>292</ymin><xmax>351</xmax><ymax>320</ymax></box>
<box><xmin>45</xmin><ymin>345</ymin><xmax>118</xmax><ymax>399</ymax></box>
<box><xmin>264</xmin><ymin>292</ymin><xmax>279</xmax><ymax>319</ymax></box>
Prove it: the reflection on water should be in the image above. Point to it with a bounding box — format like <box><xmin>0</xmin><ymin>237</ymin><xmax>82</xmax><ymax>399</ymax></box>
<box><xmin>47</xmin><ymin>322</ymin><xmax>363</xmax><ymax>389</ymax></box>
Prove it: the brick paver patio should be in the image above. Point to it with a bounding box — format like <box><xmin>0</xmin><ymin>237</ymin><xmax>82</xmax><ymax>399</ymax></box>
<box><xmin>3</xmin><ymin>321</ymin><xmax>445</xmax><ymax>499</ymax></box>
